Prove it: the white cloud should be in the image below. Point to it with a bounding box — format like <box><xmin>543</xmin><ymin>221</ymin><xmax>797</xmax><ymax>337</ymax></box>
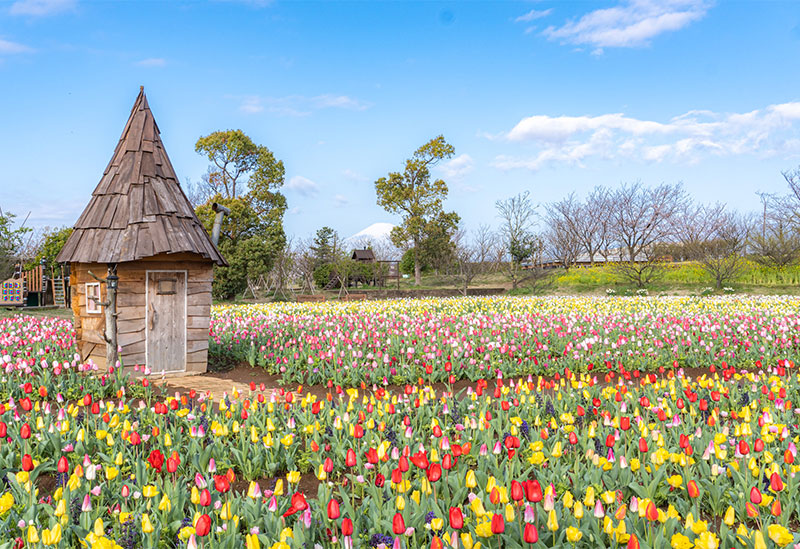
<box><xmin>542</xmin><ymin>0</ymin><xmax>709</xmax><ymax>50</ymax></box>
<box><xmin>440</xmin><ymin>154</ymin><xmax>475</xmax><ymax>179</ymax></box>
<box><xmin>334</xmin><ymin>194</ymin><xmax>349</xmax><ymax>207</ymax></box>
<box><xmin>0</xmin><ymin>38</ymin><xmax>32</xmax><ymax>54</ymax></box>
<box><xmin>286</xmin><ymin>176</ymin><xmax>320</xmax><ymax>196</ymax></box>
<box><xmin>515</xmin><ymin>8</ymin><xmax>552</xmax><ymax>23</ymax></box>
<box><xmin>342</xmin><ymin>169</ymin><xmax>368</xmax><ymax>182</ymax></box>
<box><xmin>135</xmin><ymin>58</ymin><xmax>166</xmax><ymax>68</ymax></box>
<box><xmin>288</xmin><ymin>207</ymin><xmax>302</xmax><ymax>215</ymax></box>
<box><xmin>237</xmin><ymin>94</ymin><xmax>370</xmax><ymax>116</ymax></box>
<box><xmin>9</xmin><ymin>0</ymin><xmax>75</xmax><ymax>16</ymax></box>
<box><xmin>493</xmin><ymin>101</ymin><xmax>800</xmax><ymax>171</ymax></box>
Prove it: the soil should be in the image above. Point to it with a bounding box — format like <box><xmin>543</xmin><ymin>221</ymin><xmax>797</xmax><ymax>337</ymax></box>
<box><xmin>167</xmin><ymin>362</ymin><xmax>742</xmax><ymax>401</ymax></box>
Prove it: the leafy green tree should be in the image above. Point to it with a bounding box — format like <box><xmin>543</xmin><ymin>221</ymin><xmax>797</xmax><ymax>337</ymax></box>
<box><xmin>375</xmin><ymin>135</ymin><xmax>460</xmax><ymax>285</ymax></box>
<box><xmin>310</xmin><ymin>226</ymin><xmax>341</xmax><ymax>267</ymax></box>
<box><xmin>0</xmin><ymin>208</ymin><xmax>30</xmax><ymax>279</ymax></box>
<box><xmin>419</xmin><ymin>212</ymin><xmax>460</xmax><ymax>274</ymax></box>
<box><xmin>24</xmin><ymin>227</ymin><xmax>73</xmax><ymax>273</ymax></box>
<box><xmin>193</xmin><ymin>130</ymin><xmax>287</xmax><ymax>299</ymax></box>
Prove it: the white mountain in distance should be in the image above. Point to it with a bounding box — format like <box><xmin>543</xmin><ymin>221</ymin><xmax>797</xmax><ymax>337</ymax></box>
<box><xmin>347</xmin><ymin>222</ymin><xmax>395</xmax><ymax>242</ymax></box>
<box><xmin>346</xmin><ymin>222</ymin><xmax>400</xmax><ymax>260</ymax></box>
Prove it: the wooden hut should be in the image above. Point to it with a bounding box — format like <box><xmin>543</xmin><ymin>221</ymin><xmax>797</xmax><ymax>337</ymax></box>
<box><xmin>57</xmin><ymin>88</ymin><xmax>226</xmax><ymax>374</ymax></box>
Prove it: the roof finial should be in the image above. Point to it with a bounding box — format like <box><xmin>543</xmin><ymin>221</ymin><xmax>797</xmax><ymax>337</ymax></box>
<box><xmin>140</xmin><ymin>85</ymin><xmax>144</xmax><ymax>92</ymax></box>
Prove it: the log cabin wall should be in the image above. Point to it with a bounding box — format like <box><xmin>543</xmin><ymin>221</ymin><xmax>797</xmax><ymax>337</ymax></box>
<box><xmin>70</xmin><ymin>253</ymin><xmax>213</xmax><ymax>374</ymax></box>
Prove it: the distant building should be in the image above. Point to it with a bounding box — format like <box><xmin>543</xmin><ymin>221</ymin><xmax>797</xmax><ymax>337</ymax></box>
<box><xmin>351</xmin><ymin>249</ymin><xmax>376</xmax><ymax>262</ymax></box>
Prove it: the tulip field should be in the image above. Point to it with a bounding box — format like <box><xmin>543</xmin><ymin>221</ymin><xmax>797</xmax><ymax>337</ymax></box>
<box><xmin>1</xmin><ymin>296</ymin><xmax>800</xmax><ymax>548</ymax></box>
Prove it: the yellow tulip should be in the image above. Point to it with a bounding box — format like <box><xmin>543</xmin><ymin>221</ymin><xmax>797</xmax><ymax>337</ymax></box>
<box><xmin>465</xmin><ymin>470</ymin><xmax>477</xmax><ymax>488</ymax></box>
<box><xmin>566</xmin><ymin>526</ymin><xmax>583</xmax><ymax>543</ymax></box>
<box><xmin>547</xmin><ymin>509</ymin><xmax>558</xmax><ymax>531</ymax></box>
<box><xmin>142</xmin><ymin>514</ymin><xmax>155</xmax><ymax>534</ymax></box>
<box><xmin>158</xmin><ymin>494</ymin><xmax>171</xmax><ymax>512</ymax></box>
<box><xmin>94</xmin><ymin>518</ymin><xmax>105</xmax><ymax>537</ymax></box>
<box><xmin>396</xmin><ymin>496</ymin><xmax>405</xmax><ymax>511</ymax></box>
<box><xmin>246</xmin><ymin>534</ymin><xmax>261</xmax><ymax>549</ymax></box>
<box><xmin>27</xmin><ymin>525</ymin><xmax>40</xmax><ymax>544</ymax></box>
<box><xmin>723</xmin><ymin>506</ymin><xmax>735</xmax><ymax>526</ymax></box>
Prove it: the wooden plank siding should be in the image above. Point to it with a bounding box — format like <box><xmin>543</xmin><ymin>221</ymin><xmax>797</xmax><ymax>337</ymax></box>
<box><xmin>68</xmin><ymin>253</ymin><xmax>213</xmax><ymax>374</ymax></box>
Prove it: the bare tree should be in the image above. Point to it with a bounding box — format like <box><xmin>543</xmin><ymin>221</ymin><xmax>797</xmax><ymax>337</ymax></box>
<box><xmin>292</xmin><ymin>238</ymin><xmax>318</xmax><ymax>293</ymax></box>
<box><xmin>496</xmin><ymin>191</ymin><xmax>545</xmax><ymax>290</ymax></box>
<box><xmin>543</xmin><ymin>211</ymin><xmax>581</xmax><ymax>271</ymax></box>
<box><xmin>450</xmin><ymin>226</ymin><xmax>498</xmax><ymax>295</ymax></box>
<box><xmin>674</xmin><ymin>202</ymin><xmax>727</xmax><ymax>261</ymax></box>
<box><xmin>750</xmin><ymin>212</ymin><xmax>800</xmax><ymax>269</ymax></box>
<box><xmin>584</xmin><ymin>186</ymin><xmax>613</xmax><ymax>264</ymax></box>
<box><xmin>609</xmin><ymin>182</ymin><xmax>689</xmax><ymax>288</ymax></box>
<box><xmin>473</xmin><ymin>224</ymin><xmax>499</xmax><ymax>272</ymax></box>
<box><xmin>684</xmin><ymin>209</ymin><xmax>751</xmax><ymax>289</ymax></box>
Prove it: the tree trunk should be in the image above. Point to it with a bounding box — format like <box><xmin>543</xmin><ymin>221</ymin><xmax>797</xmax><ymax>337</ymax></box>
<box><xmin>105</xmin><ymin>264</ymin><xmax>118</xmax><ymax>369</ymax></box>
<box><xmin>414</xmin><ymin>240</ymin><xmax>421</xmax><ymax>286</ymax></box>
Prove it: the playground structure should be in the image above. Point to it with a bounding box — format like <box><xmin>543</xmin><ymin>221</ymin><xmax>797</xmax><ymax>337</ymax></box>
<box><xmin>1</xmin><ymin>262</ymin><xmax>70</xmax><ymax>308</ymax></box>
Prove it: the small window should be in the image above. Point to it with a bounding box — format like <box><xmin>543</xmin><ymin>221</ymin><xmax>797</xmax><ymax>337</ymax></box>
<box><xmin>86</xmin><ymin>282</ymin><xmax>102</xmax><ymax>314</ymax></box>
<box><xmin>157</xmin><ymin>278</ymin><xmax>177</xmax><ymax>295</ymax></box>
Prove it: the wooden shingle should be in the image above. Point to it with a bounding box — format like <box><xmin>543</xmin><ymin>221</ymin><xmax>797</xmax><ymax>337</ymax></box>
<box><xmin>57</xmin><ymin>88</ymin><xmax>226</xmax><ymax>266</ymax></box>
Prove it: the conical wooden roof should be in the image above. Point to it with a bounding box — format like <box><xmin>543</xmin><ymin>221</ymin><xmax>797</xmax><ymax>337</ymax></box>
<box><xmin>57</xmin><ymin>89</ymin><xmax>227</xmax><ymax>266</ymax></box>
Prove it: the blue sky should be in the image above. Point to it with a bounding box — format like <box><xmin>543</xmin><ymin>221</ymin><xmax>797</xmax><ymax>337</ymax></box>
<box><xmin>2</xmin><ymin>0</ymin><xmax>800</xmax><ymax>241</ymax></box>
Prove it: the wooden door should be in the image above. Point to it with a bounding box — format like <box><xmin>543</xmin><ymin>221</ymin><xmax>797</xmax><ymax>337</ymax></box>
<box><xmin>146</xmin><ymin>271</ymin><xmax>186</xmax><ymax>373</ymax></box>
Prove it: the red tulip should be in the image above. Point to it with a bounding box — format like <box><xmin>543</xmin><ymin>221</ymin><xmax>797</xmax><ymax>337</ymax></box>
<box><xmin>199</xmin><ymin>489</ymin><xmax>211</xmax><ymax>507</ymax></box>
<box><xmin>327</xmin><ymin>499</ymin><xmax>340</xmax><ymax>520</ymax></box>
<box><xmin>627</xmin><ymin>534</ymin><xmax>640</xmax><ymax>549</ymax></box>
<box><xmin>21</xmin><ymin>454</ymin><xmax>33</xmax><ymax>472</ymax></box>
<box><xmin>525</xmin><ymin>480</ymin><xmax>542</xmax><ymax>502</ymax></box>
<box><xmin>410</xmin><ymin>451</ymin><xmax>429</xmax><ymax>470</ymax></box>
<box><xmin>167</xmin><ymin>457</ymin><xmax>179</xmax><ymax>474</ymax></box>
<box><xmin>431</xmin><ymin>536</ymin><xmax>443</xmax><ymax>549</ymax></box>
<box><xmin>746</xmin><ymin>502</ymin><xmax>759</xmax><ymax>517</ymax></box>
<box><xmin>523</xmin><ymin>523</ymin><xmax>539</xmax><ymax>543</ymax></box>
<box><xmin>771</xmin><ymin>499</ymin><xmax>782</xmax><ymax>517</ymax></box>
<box><xmin>687</xmin><ymin>480</ymin><xmax>699</xmax><ymax>499</ymax></box>
<box><xmin>20</xmin><ymin>423</ymin><xmax>31</xmax><ymax>440</ymax></box>
<box><xmin>392</xmin><ymin>513</ymin><xmax>405</xmax><ymax>535</ymax></box>
<box><xmin>129</xmin><ymin>432</ymin><xmax>141</xmax><ymax>446</ymax></box>
<box><xmin>442</xmin><ymin>454</ymin><xmax>454</xmax><ymax>470</ymax></box>
<box><xmin>490</xmin><ymin>514</ymin><xmax>505</xmax><ymax>534</ymax></box>
<box><xmin>57</xmin><ymin>456</ymin><xmax>69</xmax><ymax>474</ymax></box>
<box><xmin>738</xmin><ymin>440</ymin><xmax>749</xmax><ymax>455</ymax></box>
<box><xmin>449</xmin><ymin>507</ymin><xmax>464</xmax><ymax>529</ymax></box>
<box><xmin>365</xmin><ymin>448</ymin><xmax>378</xmax><ymax>464</ymax></box>
<box><xmin>0</xmin><ymin>422</ymin><xmax>6</xmax><ymax>438</ymax></box>
<box><xmin>283</xmin><ymin>493</ymin><xmax>309</xmax><ymax>517</ymax></box>
<box><xmin>341</xmin><ymin>518</ymin><xmax>353</xmax><ymax>536</ymax></box>
<box><xmin>605</xmin><ymin>434</ymin><xmax>615</xmax><ymax>448</ymax></box>
<box><xmin>148</xmin><ymin>450</ymin><xmax>164</xmax><ymax>473</ymax></box>
<box><xmin>214</xmin><ymin>475</ymin><xmax>230</xmax><ymax>494</ymax></box>
<box><xmin>398</xmin><ymin>455</ymin><xmax>409</xmax><ymax>472</ymax></box>
<box><xmin>620</xmin><ymin>417</ymin><xmax>630</xmax><ymax>431</ymax></box>
<box><xmin>638</xmin><ymin>438</ymin><xmax>648</xmax><ymax>452</ymax></box>
<box><xmin>568</xmin><ymin>432</ymin><xmax>578</xmax><ymax>445</ymax></box>
<box><xmin>375</xmin><ymin>474</ymin><xmax>385</xmax><ymax>487</ymax></box>
<box><xmin>785</xmin><ymin>449</ymin><xmax>795</xmax><ymax>464</ymax></box>
<box><xmin>770</xmin><ymin>472</ymin><xmax>784</xmax><ymax>492</ymax></box>
<box><xmin>324</xmin><ymin>458</ymin><xmax>333</xmax><ymax>473</ymax></box>
<box><xmin>511</xmin><ymin>480</ymin><xmax>524</xmax><ymax>502</ymax></box>
<box><xmin>750</xmin><ymin>486</ymin><xmax>762</xmax><ymax>504</ymax></box>
<box><xmin>645</xmin><ymin>502</ymin><xmax>658</xmax><ymax>521</ymax></box>
<box><xmin>345</xmin><ymin>449</ymin><xmax>357</xmax><ymax>467</ymax></box>
<box><xmin>426</xmin><ymin>464</ymin><xmax>442</xmax><ymax>483</ymax></box>
<box><xmin>195</xmin><ymin>514</ymin><xmax>211</xmax><ymax>537</ymax></box>
<box><xmin>754</xmin><ymin>438</ymin><xmax>764</xmax><ymax>452</ymax></box>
